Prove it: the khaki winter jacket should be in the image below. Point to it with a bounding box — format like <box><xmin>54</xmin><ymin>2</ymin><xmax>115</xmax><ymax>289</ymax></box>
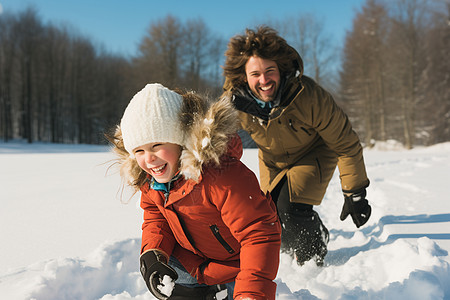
<box><xmin>112</xmin><ymin>94</ymin><xmax>281</xmax><ymax>300</ymax></box>
<box><xmin>227</xmin><ymin>60</ymin><xmax>369</xmax><ymax>205</ymax></box>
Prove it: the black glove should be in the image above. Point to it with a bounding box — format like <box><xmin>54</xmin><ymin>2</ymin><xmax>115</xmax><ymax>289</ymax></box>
<box><xmin>340</xmin><ymin>188</ymin><xmax>371</xmax><ymax>228</ymax></box>
<box><xmin>140</xmin><ymin>250</ymin><xmax>178</xmax><ymax>300</ymax></box>
<box><xmin>170</xmin><ymin>283</ymin><xmax>228</xmax><ymax>300</ymax></box>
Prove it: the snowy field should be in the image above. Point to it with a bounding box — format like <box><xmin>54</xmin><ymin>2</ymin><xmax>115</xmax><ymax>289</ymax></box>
<box><xmin>1</xmin><ymin>140</ymin><xmax>449</xmax><ymax>300</ymax></box>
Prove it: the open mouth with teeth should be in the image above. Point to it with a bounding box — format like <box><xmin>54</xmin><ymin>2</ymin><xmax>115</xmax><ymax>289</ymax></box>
<box><xmin>151</xmin><ymin>163</ymin><xmax>167</xmax><ymax>175</ymax></box>
<box><xmin>258</xmin><ymin>83</ymin><xmax>275</xmax><ymax>96</ymax></box>
<box><xmin>260</xmin><ymin>84</ymin><xmax>273</xmax><ymax>91</ymax></box>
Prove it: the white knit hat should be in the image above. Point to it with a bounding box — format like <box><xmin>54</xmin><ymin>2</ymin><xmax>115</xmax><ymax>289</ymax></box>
<box><xmin>120</xmin><ymin>83</ymin><xmax>185</xmax><ymax>155</ymax></box>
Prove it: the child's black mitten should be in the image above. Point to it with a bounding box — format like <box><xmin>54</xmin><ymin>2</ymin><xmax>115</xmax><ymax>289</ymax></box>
<box><xmin>340</xmin><ymin>188</ymin><xmax>371</xmax><ymax>228</ymax></box>
<box><xmin>140</xmin><ymin>250</ymin><xmax>178</xmax><ymax>300</ymax></box>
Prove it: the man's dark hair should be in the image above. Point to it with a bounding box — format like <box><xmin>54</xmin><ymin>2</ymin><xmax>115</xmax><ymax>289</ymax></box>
<box><xmin>222</xmin><ymin>26</ymin><xmax>302</xmax><ymax>90</ymax></box>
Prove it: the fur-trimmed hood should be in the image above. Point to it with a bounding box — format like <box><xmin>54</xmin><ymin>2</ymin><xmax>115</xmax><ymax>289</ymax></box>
<box><xmin>109</xmin><ymin>91</ymin><xmax>240</xmax><ymax>191</ymax></box>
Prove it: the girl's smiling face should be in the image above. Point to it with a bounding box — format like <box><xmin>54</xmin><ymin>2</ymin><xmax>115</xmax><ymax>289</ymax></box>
<box><xmin>134</xmin><ymin>142</ymin><xmax>182</xmax><ymax>183</ymax></box>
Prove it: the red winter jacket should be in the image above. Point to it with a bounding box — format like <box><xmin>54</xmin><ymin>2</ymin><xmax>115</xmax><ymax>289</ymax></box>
<box><xmin>140</xmin><ymin>136</ymin><xmax>281</xmax><ymax>300</ymax></box>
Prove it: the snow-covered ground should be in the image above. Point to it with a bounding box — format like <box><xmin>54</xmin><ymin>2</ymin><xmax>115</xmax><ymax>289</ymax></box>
<box><xmin>1</xmin><ymin>140</ymin><xmax>449</xmax><ymax>300</ymax></box>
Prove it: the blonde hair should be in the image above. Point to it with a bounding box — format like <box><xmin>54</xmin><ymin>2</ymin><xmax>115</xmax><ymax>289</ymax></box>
<box><xmin>106</xmin><ymin>126</ymin><xmax>147</xmax><ymax>193</ymax></box>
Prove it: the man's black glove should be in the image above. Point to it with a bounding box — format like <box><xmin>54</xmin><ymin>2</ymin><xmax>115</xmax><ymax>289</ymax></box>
<box><xmin>340</xmin><ymin>188</ymin><xmax>371</xmax><ymax>228</ymax></box>
<box><xmin>140</xmin><ymin>250</ymin><xmax>178</xmax><ymax>300</ymax></box>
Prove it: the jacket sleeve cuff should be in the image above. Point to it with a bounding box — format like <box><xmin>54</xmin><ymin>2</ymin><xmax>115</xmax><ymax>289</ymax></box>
<box><xmin>140</xmin><ymin>248</ymin><xmax>169</xmax><ymax>261</ymax></box>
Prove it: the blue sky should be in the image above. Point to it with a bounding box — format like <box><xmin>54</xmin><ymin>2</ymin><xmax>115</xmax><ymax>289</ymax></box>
<box><xmin>0</xmin><ymin>0</ymin><xmax>364</xmax><ymax>57</ymax></box>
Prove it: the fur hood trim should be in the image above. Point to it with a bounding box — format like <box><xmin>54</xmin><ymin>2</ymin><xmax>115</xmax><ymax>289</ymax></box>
<box><xmin>110</xmin><ymin>92</ymin><xmax>239</xmax><ymax>191</ymax></box>
<box><xmin>178</xmin><ymin>92</ymin><xmax>239</xmax><ymax>181</ymax></box>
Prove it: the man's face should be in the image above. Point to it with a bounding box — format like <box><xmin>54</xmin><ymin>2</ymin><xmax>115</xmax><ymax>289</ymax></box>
<box><xmin>245</xmin><ymin>55</ymin><xmax>281</xmax><ymax>102</ymax></box>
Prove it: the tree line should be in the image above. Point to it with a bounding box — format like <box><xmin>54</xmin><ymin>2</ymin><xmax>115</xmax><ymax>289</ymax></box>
<box><xmin>0</xmin><ymin>0</ymin><xmax>448</xmax><ymax>147</ymax></box>
<box><xmin>0</xmin><ymin>9</ymin><xmax>227</xmax><ymax>144</ymax></box>
<box><xmin>340</xmin><ymin>0</ymin><xmax>449</xmax><ymax>148</ymax></box>
<box><xmin>0</xmin><ymin>8</ymin><xmax>131</xmax><ymax>144</ymax></box>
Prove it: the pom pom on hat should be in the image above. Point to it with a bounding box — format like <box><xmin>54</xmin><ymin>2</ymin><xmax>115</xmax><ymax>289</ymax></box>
<box><xmin>120</xmin><ymin>83</ymin><xmax>185</xmax><ymax>156</ymax></box>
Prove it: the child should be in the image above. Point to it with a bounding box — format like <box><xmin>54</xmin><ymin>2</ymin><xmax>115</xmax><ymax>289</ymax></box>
<box><xmin>109</xmin><ymin>83</ymin><xmax>281</xmax><ymax>300</ymax></box>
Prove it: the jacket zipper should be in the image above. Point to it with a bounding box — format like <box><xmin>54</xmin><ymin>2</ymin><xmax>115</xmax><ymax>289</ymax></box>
<box><xmin>163</xmin><ymin>180</ymin><xmax>173</xmax><ymax>205</ymax></box>
<box><xmin>209</xmin><ymin>225</ymin><xmax>235</xmax><ymax>254</ymax></box>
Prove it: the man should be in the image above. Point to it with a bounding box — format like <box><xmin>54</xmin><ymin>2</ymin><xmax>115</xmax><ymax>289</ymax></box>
<box><xmin>222</xmin><ymin>26</ymin><xmax>371</xmax><ymax>266</ymax></box>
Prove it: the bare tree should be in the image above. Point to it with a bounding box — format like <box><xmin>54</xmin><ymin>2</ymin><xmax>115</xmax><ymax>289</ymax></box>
<box><xmin>0</xmin><ymin>12</ymin><xmax>17</xmax><ymax>142</ymax></box>
<box><xmin>14</xmin><ymin>7</ymin><xmax>44</xmax><ymax>143</ymax></box>
<box><xmin>209</xmin><ymin>35</ymin><xmax>227</xmax><ymax>93</ymax></box>
<box><xmin>95</xmin><ymin>51</ymin><xmax>133</xmax><ymax>134</ymax></box>
<box><xmin>183</xmin><ymin>18</ymin><xmax>210</xmax><ymax>90</ymax></box>
<box><xmin>183</xmin><ymin>19</ymin><xmax>227</xmax><ymax>94</ymax></box>
<box><xmin>136</xmin><ymin>15</ymin><xmax>184</xmax><ymax>88</ymax></box>
<box><xmin>340</xmin><ymin>0</ymin><xmax>390</xmax><ymax>145</ymax></box>
<box><xmin>387</xmin><ymin>0</ymin><xmax>430</xmax><ymax>148</ymax></box>
<box><xmin>418</xmin><ymin>0</ymin><xmax>450</xmax><ymax>144</ymax></box>
<box><xmin>271</xmin><ymin>14</ymin><xmax>338</xmax><ymax>92</ymax></box>
<box><xmin>39</xmin><ymin>24</ymin><xmax>71</xmax><ymax>142</ymax></box>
